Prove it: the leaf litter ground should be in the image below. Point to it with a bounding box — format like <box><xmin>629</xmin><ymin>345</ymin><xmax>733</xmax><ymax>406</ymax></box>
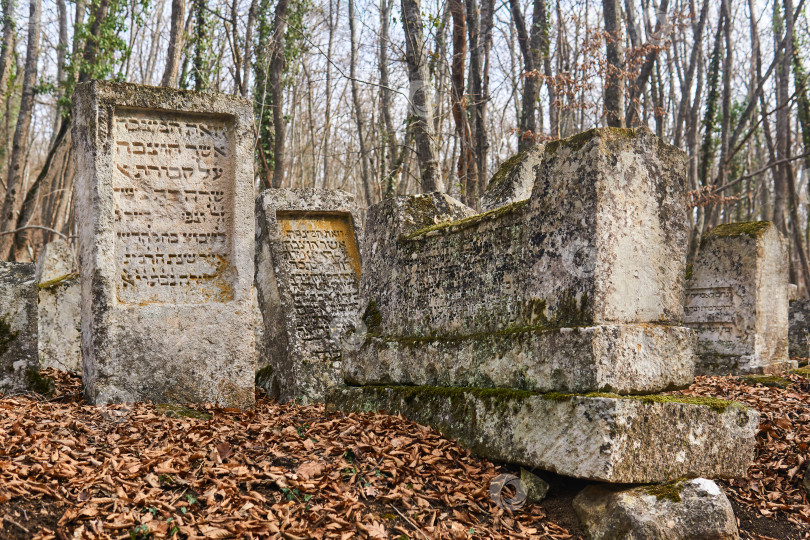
<box><xmin>0</xmin><ymin>368</ymin><xmax>809</xmax><ymax>539</ymax></box>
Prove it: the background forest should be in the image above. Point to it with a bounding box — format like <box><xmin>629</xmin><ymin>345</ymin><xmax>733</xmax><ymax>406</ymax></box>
<box><xmin>0</xmin><ymin>0</ymin><xmax>809</xmax><ymax>291</ymax></box>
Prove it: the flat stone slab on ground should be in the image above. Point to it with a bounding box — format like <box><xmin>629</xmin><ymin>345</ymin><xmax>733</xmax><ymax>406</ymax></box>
<box><xmin>573</xmin><ymin>479</ymin><xmax>739</xmax><ymax>540</ymax></box>
<box><xmin>327</xmin><ymin>385</ymin><xmax>758</xmax><ymax>483</ymax></box>
<box><xmin>0</xmin><ymin>262</ymin><xmax>44</xmax><ymax>395</ymax></box>
<box><xmin>72</xmin><ymin>81</ymin><xmax>255</xmax><ymax>408</ymax></box>
<box><xmin>686</xmin><ymin>221</ymin><xmax>793</xmax><ymax>375</ymax></box>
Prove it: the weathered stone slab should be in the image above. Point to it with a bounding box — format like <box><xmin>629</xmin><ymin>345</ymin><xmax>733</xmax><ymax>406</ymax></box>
<box><xmin>573</xmin><ymin>479</ymin><xmax>739</xmax><ymax>540</ymax></box>
<box><xmin>789</xmin><ymin>299</ymin><xmax>810</xmax><ymax>359</ymax></box>
<box><xmin>480</xmin><ymin>143</ymin><xmax>543</xmax><ymax>211</ymax></box>
<box><xmin>346</xmin><ymin>128</ymin><xmax>694</xmax><ymax>394</ymax></box>
<box><xmin>686</xmin><ymin>221</ymin><xmax>793</xmax><ymax>375</ymax></box>
<box><xmin>38</xmin><ymin>274</ymin><xmax>81</xmax><ymax>372</ymax></box>
<box><xmin>0</xmin><ymin>263</ymin><xmax>45</xmax><ymax>395</ymax></box>
<box><xmin>255</xmin><ymin>188</ymin><xmax>362</xmax><ymax>403</ymax></box>
<box><xmin>72</xmin><ymin>81</ymin><xmax>255</xmax><ymax>408</ymax></box>
<box><xmin>35</xmin><ymin>238</ymin><xmax>76</xmax><ymax>285</ymax></box>
<box><xmin>327</xmin><ymin>385</ymin><xmax>757</xmax><ymax>483</ymax></box>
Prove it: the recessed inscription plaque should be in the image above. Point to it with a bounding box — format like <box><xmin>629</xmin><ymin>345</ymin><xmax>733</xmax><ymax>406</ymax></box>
<box><xmin>277</xmin><ymin>212</ymin><xmax>360</xmax><ymax>359</ymax></box>
<box><xmin>113</xmin><ymin>108</ymin><xmax>234</xmax><ymax>304</ymax></box>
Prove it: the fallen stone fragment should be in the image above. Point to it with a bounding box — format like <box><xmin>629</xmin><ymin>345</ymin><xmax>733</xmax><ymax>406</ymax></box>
<box><xmin>520</xmin><ymin>468</ymin><xmax>550</xmax><ymax>502</ymax></box>
<box><xmin>38</xmin><ymin>274</ymin><xmax>81</xmax><ymax>372</ymax></box>
<box><xmin>480</xmin><ymin>143</ymin><xmax>543</xmax><ymax>211</ymax></box>
<box><xmin>327</xmin><ymin>386</ymin><xmax>758</xmax><ymax>483</ymax></box>
<box><xmin>573</xmin><ymin>478</ymin><xmax>739</xmax><ymax>540</ymax></box>
<box><xmin>0</xmin><ymin>262</ymin><xmax>51</xmax><ymax>395</ymax></box>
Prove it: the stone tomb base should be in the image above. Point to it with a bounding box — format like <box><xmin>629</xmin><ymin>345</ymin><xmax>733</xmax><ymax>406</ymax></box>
<box><xmin>327</xmin><ymin>385</ymin><xmax>758</xmax><ymax>483</ymax></box>
<box><xmin>345</xmin><ymin>324</ymin><xmax>695</xmax><ymax>395</ymax></box>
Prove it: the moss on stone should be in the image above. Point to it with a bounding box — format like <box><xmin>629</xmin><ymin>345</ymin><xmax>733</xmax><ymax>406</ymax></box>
<box><xmin>793</xmin><ymin>365</ymin><xmax>810</xmax><ymax>377</ymax></box>
<box><xmin>362</xmin><ymin>301</ymin><xmax>383</xmax><ymax>333</ymax></box>
<box><xmin>38</xmin><ymin>273</ymin><xmax>79</xmax><ymax>290</ymax></box>
<box><xmin>643</xmin><ymin>481</ymin><xmax>683</xmax><ymax>503</ymax></box>
<box><xmin>156</xmin><ymin>403</ymin><xmax>213</xmax><ymax>420</ymax></box>
<box><xmin>544</xmin><ymin>127</ymin><xmax>641</xmax><ymax>156</ymax></box>
<box><xmin>26</xmin><ymin>369</ymin><xmax>55</xmax><ymax>396</ymax></box>
<box><xmin>685</xmin><ymin>263</ymin><xmax>693</xmax><ymax>281</ymax></box>
<box><xmin>743</xmin><ymin>374</ymin><xmax>791</xmax><ymax>389</ymax></box>
<box><xmin>0</xmin><ymin>317</ymin><xmax>18</xmax><ymax>357</ymax></box>
<box><xmin>702</xmin><ymin>221</ymin><xmax>772</xmax><ymax>245</ymax></box>
<box><xmin>486</xmin><ymin>147</ymin><xmax>533</xmax><ymax>191</ymax></box>
<box><xmin>401</xmin><ymin>199</ymin><xmax>529</xmax><ymax>241</ymax></box>
<box><xmin>541</xmin><ymin>391</ymin><xmax>739</xmax><ymax>412</ymax></box>
<box><xmin>255</xmin><ymin>365</ymin><xmax>274</xmax><ymax>389</ymax></box>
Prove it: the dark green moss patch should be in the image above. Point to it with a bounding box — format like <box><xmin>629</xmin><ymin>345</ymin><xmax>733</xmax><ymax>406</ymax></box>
<box><xmin>541</xmin><ymin>391</ymin><xmax>739</xmax><ymax>413</ymax></box>
<box><xmin>743</xmin><ymin>375</ymin><xmax>791</xmax><ymax>389</ymax></box>
<box><xmin>486</xmin><ymin>147</ymin><xmax>532</xmax><ymax>191</ymax></box>
<box><xmin>38</xmin><ymin>273</ymin><xmax>79</xmax><ymax>290</ymax></box>
<box><xmin>544</xmin><ymin>127</ymin><xmax>641</xmax><ymax>156</ymax></box>
<box><xmin>255</xmin><ymin>365</ymin><xmax>274</xmax><ymax>389</ymax></box>
<box><xmin>401</xmin><ymin>199</ymin><xmax>529</xmax><ymax>241</ymax></box>
<box><xmin>793</xmin><ymin>365</ymin><xmax>810</xmax><ymax>377</ymax></box>
<box><xmin>685</xmin><ymin>263</ymin><xmax>693</xmax><ymax>281</ymax></box>
<box><xmin>26</xmin><ymin>369</ymin><xmax>55</xmax><ymax>396</ymax></box>
<box><xmin>643</xmin><ymin>481</ymin><xmax>683</xmax><ymax>503</ymax></box>
<box><xmin>361</xmin><ymin>301</ymin><xmax>382</xmax><ymax>333</ymax></box>
<box><xmin>156</xmin><ymin>403</ymin><xmax>213</xmax><ymax>420</ymax></box>
<box><xmin>702</xmin><ymin>221</ymin><xmax>771</xmax><ymax>245</ymax></box>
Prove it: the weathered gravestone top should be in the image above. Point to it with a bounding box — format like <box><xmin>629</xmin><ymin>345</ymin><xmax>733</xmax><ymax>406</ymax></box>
<box><xmin>685</xmin><ymin>221</ymin><xmax>792</xmax><ymax>375</ymax></box>
<box><xmin>0</xmin><ymin>262</ymin><xmax>50</xmax><ymax>395</ymax></box>
<box><xmin>72</xmin><ymin>81</ymin><xmax>255</xmax><ymax>408</ymax></box>
<box><xmin>344</xmin><ymin>127</ymin><xmax>695</xmax><ymax>395</ymax></box>
<box><xmin>255</xmin><ymin>188</ymin><xmax>362</xmax><ymax>403</ymax></box>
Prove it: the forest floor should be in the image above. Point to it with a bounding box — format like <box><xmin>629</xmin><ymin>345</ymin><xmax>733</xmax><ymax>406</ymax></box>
<box><xmin>1</xmin><ymin>369</ymin><xmax>810</xmax><ymax>539</ymax></box>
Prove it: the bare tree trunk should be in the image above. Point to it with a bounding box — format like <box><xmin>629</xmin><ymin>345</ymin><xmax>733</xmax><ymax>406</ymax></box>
<box><xmin>0</xmin><ymin>0</ymin><xmax>15</xmax><ymax>96</ymax></box>
<box><xmin>400</xmin><ymin>0</ymin><xmax>441</xmax><ymax>192</ymax></box>
<box><xmin>348</xmin><ymin>0</ymin><xmax>374</xmax><ymax>205</ymax></box>
<box><xmin>161</xmin><ymin>0</ymin><xmax>185</xmax><ymax>87</ymax></box>
<box><xmin>379</xmin><ymin>0</ymin><xmax>397</xmax><ymax>198</ymax></box>
<box><xmin>53</xmin><ymin>0</ymin><xmax>67</xmax><ymax>135</ymax></box>
<box><xmin>241</xmin><ymin>0</ymin><xmax>256</xmax><ymax>98</ymax></box>
<box><xmin>0</xmin><ymin>0</ymin><xmax>40</xmax><ymax>259</ymax></box>
<box><xmin>625</xmin><ymin>0</ymin><xmax>669</xmax><ymax>127</ymax></box>
<box><xmin>510</xmin><ymin>0</ymin><xmax>547</xmax><ymax>150</ymax></box>
<box><xmin>773</xmin><ymin>0</ymin><xmax>790</xmax><ymax>235</ymax></box>
<box><xmin>673</xmin><ymin>0</ymin><xmax>708</xmax><ymax>147</ymax></box>
<box><xmin>449</xmin><ymin>0</ymin><xmax>476</xmax><ymax>200</ymax></box>
<box><xmin>322</xmin><ymin>0</ymin><xmax>339</xmax><ymax>189</ymax></box>
<box><xmin>475</xmin><ymin>0</ymin><xmax>494</xmax><ymax>200</ymax></box>
<box><xmin>269</xmin><ymin>0</ymin><xmax>289</xmax><ymax>188</ymax></box>
<box><xmin>602</xmin><ymin>0</ymin><xmax>625</xmax><ymax>127</ymax></box>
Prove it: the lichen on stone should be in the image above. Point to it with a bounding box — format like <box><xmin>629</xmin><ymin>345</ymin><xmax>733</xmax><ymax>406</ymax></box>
<box><xmin>702</xmin><ymin>221</ymin><xmax>772</xmax><ymax>243</ymax></box>
<box><xmin>37</xmin><ymin>272</ymin><xmax>79</xmax><ymax>290</ymax></box>
<box><xmin>643</xmin><ymin>481</ymin><xmax>684</xmax><ymax>502</ymax></box>
<box><xmin>540</xmin><ymin>390</ymin><xmax>740</xmax><ymax>413</ymax></box>
<box><xmin>400</xmin><ymin>199</ymin><xmax>529</xmax><ymax>241</ymax></box>
<box><xmin>485</xmin><ymin>147</ymin><xmax>533</xmax><ymax>191</ymax></box>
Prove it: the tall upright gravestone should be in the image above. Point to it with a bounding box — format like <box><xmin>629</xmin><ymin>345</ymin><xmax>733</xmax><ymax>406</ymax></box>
<box><xmin>73</xmin><ymin>82</ymin><xmax>255</xmax><ymax>408</ymax></box>
<box><xmin>255</xmin><ymin>189</ymin><xmax>362</xmax><ymax>403</ymax></box>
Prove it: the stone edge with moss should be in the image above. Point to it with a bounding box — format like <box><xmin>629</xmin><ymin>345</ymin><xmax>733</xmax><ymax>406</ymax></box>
<box><xmin>701</xmin><ymin>221</ymin><xmax>772</xmax><ymax>245</ymax></box>
<box><xmin>37</xmin><ymin>272</ymin><xmax>79</xmax><ymax>290</ymax></box>
<box><xmin>400</xmin><ymin>199</ymin><xmax>529</xmax><ymax>241</ymax></box>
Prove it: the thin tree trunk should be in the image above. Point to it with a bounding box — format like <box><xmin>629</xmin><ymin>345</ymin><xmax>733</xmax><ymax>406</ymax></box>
<box><xmin>241</xmin><ymin>0</ymin><xmax>256</xmax><ymax>98</ymax></box>
<box><xmin>400</xmin><ymin>0</ymin><xmax>441</xmax><ymax>192</ymax></box>
<box><xmin>449</xmin><ymin>0</ymin><xmax>476</xmax><ymax>199</ymax></box>
<box><xmin>379</xmin><ymin>0</ymin><xmax>397</xmax><ymax>198</ymax></box>
<box><xmin>602</xmin><ymin>0</ymin><xmax>625</xmax><ymax>127</ymax></box>
<box><xmin>348</xmin><ymin>0</ymin><xmax>374</xmax><ymax>205</ymax></box>
<box><xmin>0</xmin><ymin>0</ymin><xmax>15</xmax><ymax>95</ymax></box>
<box><xmin>476</xmin><ymin>0</ymin><xmax>494</xmax><ymax>200</ymax></box>
<box><xmin>53</xmin><ymin>0</ymin><xmax>67</xmax><ymax>136</ymax></box>
<box><xmin>161</xmin><ymin>0</ymin><xmax>185</xmax><ymax>87</ymax></box>
<box><xmin>269</xmin><ymin>0</ymin><xmax>289</xmax><ymax>188</ymax></box>
<box><xmin>773</xmin><ymin>0</ymin><xmax>790</xmax><ymax>235</ymax></box>
<box><xmin>0</xmin><ymin>0</ymin><xmax>40</xmax><ymax>259</ymax></box>
<box><xmin>673</xmin><ymin>0</ymin><xmax>708</xmax><ymax>147</ymax></box>
<box><xmin>625</xmin><ymin>0</ymin><xmax>669</xmax><ymax>127</ymax></box>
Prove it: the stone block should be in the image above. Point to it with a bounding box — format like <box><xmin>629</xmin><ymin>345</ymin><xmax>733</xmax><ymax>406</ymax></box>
<box><xmin>326</xmin><ymin>385</ymin><xmax>758</xmax><ymax>483</ymax></box>
<box><xmin>0</xmin><ymin>262</ymin><xmax>43</xmax><ymax>395</ymax></box>
<box><xmin>573</xmin><ymin>479</ymin><xmax>739</xmax><ymax>540</ymax></box>
<box><xmin>480</xmin><ymin>143</ymin><xmax>543</xmax><ymax>211</ymax></box>
<box><xmin>72</xmin><ymin>81</ymin><xmax>255</xmax><ymax>408</ymax></box>
<box><xmin>255</xmin><ymin>188</ymin><xmax>362</xmax><ymax>403</ymax></box>
<box><xmin>38</xmin><ymin>274</ymin><xmax>81</xmax><ymax>372</ymax></box>
<box><xmin>35</xmin><ymin>238</ymin><xmax>76</xmax><ymax>285</ymax></box>
<box><xmin>686</xmin><ymin>221</ymin><xmax>793</xmax><ymax>374</ymax></box>
<box><xmin>346</xmin><ymin>128</ymin><xmax>694</xmax><ymax>394</ymax></box>
<box><xmin>789</xmin><ymin>299</ymin><xmax>810</xmax><ymax>359</ymax></box>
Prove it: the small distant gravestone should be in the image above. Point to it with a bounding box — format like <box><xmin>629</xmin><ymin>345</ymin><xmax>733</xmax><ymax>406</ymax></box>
<box><xmin>685</xmin><ymin>221</ymin><xmax>793</xmax><ymax>375</ymax></box>
<box><xmin>255</xmin><ymin>188</ymin><xmax>362</xmax><ymax>403</ymax></box>
<box><xmin>0</xmin><ymin>262</ymin><xmax>48</xmax><ymax>395</ymax></box>
<box><xmin>36</xmin><ymin>239</ymin><xmax>81</xmax><ymax>372</ymax></box>
<box><xmin>789</xmin><ymin>299</ymin><xmax>810</xmax><ymax>360</ymax></box>
<box><xmin>72</xmin><ymin>81</ymin><xmax>255</xmax><ymax>408</ymax></box>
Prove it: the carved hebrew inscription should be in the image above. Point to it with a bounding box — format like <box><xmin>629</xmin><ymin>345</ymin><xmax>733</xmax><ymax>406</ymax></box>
<box><xmin>277</xmin><ymin>213</ymin><xmax>360</xmax><ymax>359</ymax></box>
<box><xmin>113</xmin><ymin>108</ymin><xmax>234</xmax><ymax>304</ymax></box>
<box><xmin>684</xmin><ymin>286</ymin><xmax>735</xmax><ymax>341</ymax></box>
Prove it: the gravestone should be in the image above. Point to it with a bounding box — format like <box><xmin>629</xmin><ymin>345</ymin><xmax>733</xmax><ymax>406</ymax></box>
<box><xmin>0</xmin><ymin>263</ymin><xmax>46</xmax><ymax>395</ymax></box>
<box><xmin>480</xmin><ymin>143</ymin><xmax>543</xmax><ymax>211</ymax></box>
<box><xmin>36</xmin><ymin>239</ymin><xmax>81</xmax><ymax>372</ymax></box>
<box><xmin>685</xmin><ymin>221</ymin><xmax>793</xmax><ymax>375</ymax></box>
<box><xmin>255</xmin><ymin>188</ymin><xmax>362</xmax><ymax>403</ymax></box>
<box><xmin>72</xmin><ymin>81</ymin><xmax>255</xmax><ymax>408</ymax></box>
<box><xmin>789</xmin><ymin>299</ymin><xmax>810</xmax><ymax>360</ymax></box>
<box><xmin>331</xmin><ymin>128</ymin><xmax>757</xmax><ymax>484</ymax></box>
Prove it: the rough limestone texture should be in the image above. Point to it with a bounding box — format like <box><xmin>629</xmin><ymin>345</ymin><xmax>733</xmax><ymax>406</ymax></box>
<box><xmin>326</xmin><ymin>386</ymin><xmax>758</xmax><ymax>483</ymax></box>
<box><xmin>573</xmin><ymin>479</ymin><xmax>739</xmax><ymax>540</ymax></box>
<box><xmin>38</xmin><ymin>275</ymin><xmax>81</xmax><ymax>372</ymax></box>
<box><xmin>35</xmin><ymin>238</ymin><xmax>77</xmax><ymax>284</ymax></box>
<box><xmin>685</xmin><ymin>221</ymin><xmax>793</xmax><ymax>375</ymax></box>
<box><xmin>480</xmin><ymin>143</ymin><xmax>543</xmax><ymax>211</ymax></box>
<box><xmin>789</xmin><ymin>299</ymin><xmax>810</xmax><ymax>359</ymax></box>
<box><xmin>345</xmin><ymin>128</ymin><xmax>695</xmax><ymax>395</ymax></box>
<box><xmin>255</xmin><ymin>188</ymin><xmax>362</xmax><ymax>403</ymax></box>
<box><xmin>72</xmin><ymin>81</ymin><xmax>255</xmax><ymax>408</ymax></box>
<box><xmin>0</xmin><ymin>263</ymin><xmax>41</xmax><ymax>395</ymax></box>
